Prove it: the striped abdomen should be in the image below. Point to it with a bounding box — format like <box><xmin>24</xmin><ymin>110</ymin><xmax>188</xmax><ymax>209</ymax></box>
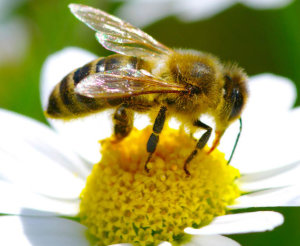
<box><xmin>46</xmin><ymin>54</ymin><xmax>146</xmax><ymax>119</ymax></box>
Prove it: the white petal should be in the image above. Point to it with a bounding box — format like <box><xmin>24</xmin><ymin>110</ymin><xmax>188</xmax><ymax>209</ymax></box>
<box><xmin>0</xmin><ymin>216</ymin><xmax>89</xmax><ymax>246</ymax></box>
<box><xmin>220</xmin><ymin>74</ymin><xmax>299</xmax><ymax>172</ymax></box>
<box><xmin>47</xmin><ymin>112</ymin><xmax>114</xmax><ymax>164</ymax></box>
<box><xmin>183</xmin><ymin>235</ymin><xmax>240</xmax><ymax>246</ymax></box>
<box><xmin>175</xmin><ymin>0</ymin><xmax>235</xmax><ymax>22</ymax></box>
<box><xmin>0</xmin><ymin>108</ymin><xmax>91</xmax><ymax>179</ymax></box>
<box><xmin>118</xmin><ymin>0</ymin><xmax>236</xmax><ymax>25</ymax></box>
<box><xmin>0</xmin><ymin>109</ymin><xmax>86</xmax><ymax>199</ymax></box>
<box><xmin>118</xmin><ymin>0</ymin><xmax>292</xmax><ymax>26</ymax></box>
<box><xmin>239</xmin><ymin>160</ymin><xmax>300</xmax><ymax>191</ymax></box>
<box><xmin>217</xmin><ymin>117</ymin><xmax>240</xmax><ymax>161</ymax></box>
<box><xmin>184</xmin><ymin>211</ymin><xmax>283</xmax><ymax>235</ymax></box>
<box><xmin>0</xmin><ymin>180</ymin><xmax>79</xmax><ymax>216</ymax></box>
<box><xmin>230</xmin><ymin>185</ymin><xmax>300</xmax><ymax>209</ymax></box>
<box><xmin>246</xmin><ymin>74</ymin><xmax>296</xmax><ymax>117</ymax></box>
<box><xmin>243</xmin><ymin>0</ymin><xmax>293</xmax><ymax>9</ymax></box>
<box><xmin>117</xmin><ymin>1</ymin><xmax>175</xmax><ymax>27</ymax></box>
<box><xmin>224</xmin><ymin>110</ymin><xmax>300</xmax><ymax>173</ymax></box>
<box><xmin>241</xmin><ymin>160</ymin><xmax>300</xmax><ymax>183</ymax></box>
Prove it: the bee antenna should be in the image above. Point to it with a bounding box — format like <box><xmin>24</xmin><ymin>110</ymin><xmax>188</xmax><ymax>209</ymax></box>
<box><xmin>227</xmin><ymin>117</ymin><xmax>242</xmax><ymax>165</ymax></box>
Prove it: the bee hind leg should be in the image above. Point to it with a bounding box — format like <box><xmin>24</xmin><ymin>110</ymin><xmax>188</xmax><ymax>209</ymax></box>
<box><xmin>184</xmin><ymin>120</ymin><xmax>212</xmax><ymax>176</ymax></box>
<box><xmin>112</xmin><ymin>105</ymin><xmax>133</xmax><ymax>142</ymax></box>
<box><xmin>145</xmin><ymin>106</ymin><xmax>167</xmax><ymax>172</ymax></box>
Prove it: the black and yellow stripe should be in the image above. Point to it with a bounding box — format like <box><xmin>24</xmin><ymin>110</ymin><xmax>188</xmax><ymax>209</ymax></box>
<box><xmin>46</xmin><ymin>54</ymin><xmax>148</xmax><ymax>119</ymax></box>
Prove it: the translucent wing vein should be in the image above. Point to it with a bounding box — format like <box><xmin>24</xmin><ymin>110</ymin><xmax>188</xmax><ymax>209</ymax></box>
<box><xmin>75</xmin><ymin>68</ymin><xmax>186</xmax><ymax>98</ymax></box>
<box><xmin>69</xmin><ymin>4</ymin><xmax>172</xmax><ymax>58</ymax></box>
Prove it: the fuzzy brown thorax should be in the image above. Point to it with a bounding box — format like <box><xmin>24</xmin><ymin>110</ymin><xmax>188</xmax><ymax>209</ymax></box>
<box><xmin>166</xmin><ymin>50</ymin><xmax>224</xmax><ymax>109</ymax></box>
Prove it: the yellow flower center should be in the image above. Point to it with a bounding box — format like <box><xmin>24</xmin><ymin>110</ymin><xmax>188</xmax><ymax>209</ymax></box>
<box><xmin>79</xmin><ymin>126</ymin><xmax>240</xmax><ymax>246</ymax></box>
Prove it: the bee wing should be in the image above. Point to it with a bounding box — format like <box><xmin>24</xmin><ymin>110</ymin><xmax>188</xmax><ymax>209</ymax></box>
<box><xmin>75</xmin><ymin>68</ymin><xmax>187</xmax><ymax>98</ymax></box>
<box><xmin>69</xmin><ymin>4</ymin><xmax>172</xmax><ymax>58</ymax></box>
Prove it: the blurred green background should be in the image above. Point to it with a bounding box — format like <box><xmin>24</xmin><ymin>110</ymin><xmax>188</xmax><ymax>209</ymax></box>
<box><xmin>1</xmin><ymin>0</ymin><xmax>299</xmax><ymax>245</ymax></box>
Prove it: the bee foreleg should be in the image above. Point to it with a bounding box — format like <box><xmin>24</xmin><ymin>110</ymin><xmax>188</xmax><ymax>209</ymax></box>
<box><xmin>184</xmin><ymin>120</ymin><xmax>212</xmax><ymax>175</ymax></box>
<box><xmin>113</xmin><ymin>105</ymin><xmax>133</xmax><ymax>141</ymax></box>
<box><xmin>145</xmin><ymin>106</ymin><xmax>167</xmax><ymax>172</ymax></box>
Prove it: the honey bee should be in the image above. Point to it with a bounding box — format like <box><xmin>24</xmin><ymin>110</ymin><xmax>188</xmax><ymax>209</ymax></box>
<box><xmin>46</xmin><ymin>4</ymin><xmax>248</xmax><ymax>175</ymax></box>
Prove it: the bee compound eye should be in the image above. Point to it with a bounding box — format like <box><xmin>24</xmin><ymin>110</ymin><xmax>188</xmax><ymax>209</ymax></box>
<box><xmin>223</xmin><ymin>74</ymin><xmax>234</xmax><ymax>99</ymax></box>
<box><xmin>229</xmin><ymin>89</ymin><xmax>244</xmax><ymax>120</ymax></box>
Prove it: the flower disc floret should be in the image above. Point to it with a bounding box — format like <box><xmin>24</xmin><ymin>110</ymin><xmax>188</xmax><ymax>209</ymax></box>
<box><xmin>79</xmin><ymin>126</ymin><xmax>240</xmax><ymax>246</ymax></box>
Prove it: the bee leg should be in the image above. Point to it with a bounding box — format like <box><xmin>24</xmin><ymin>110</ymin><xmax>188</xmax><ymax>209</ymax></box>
<box><xmin>113</xmin><ymin>105</ymin><xmax>133</xmax><ymax>142</ymax></box>
<box><xmin>145</xmin><ymin>106</ymin><xmax>167</xmax><ymax>172</ymax></box>
<box><xmin>184</xmin><ymin>120</ymin><xmax>212</xmax><ymax>176</ymax></box>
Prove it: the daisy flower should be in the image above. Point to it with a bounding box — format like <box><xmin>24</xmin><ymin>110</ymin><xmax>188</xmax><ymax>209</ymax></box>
<box><xmin>116</xmin><ymin>0</ymin><xmax>294</xmax><ymax>27</ymax></box>
<box><xmin>0</xmin><ymin>47</ymin><xmax>299</xmax><ymax>245</ymax></box>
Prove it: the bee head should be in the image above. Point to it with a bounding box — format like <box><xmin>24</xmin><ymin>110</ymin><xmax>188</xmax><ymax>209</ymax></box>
<box><xmin>221</xmin><ymin>64</ymin><xmax>248</xmax><ymax>124</ymax></box>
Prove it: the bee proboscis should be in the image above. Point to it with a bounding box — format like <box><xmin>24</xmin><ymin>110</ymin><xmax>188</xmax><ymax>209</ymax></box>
<box><xmin>46</xmin><ymin>4</ymin><xmax>248</xmax><ymax>175</ymax></box>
